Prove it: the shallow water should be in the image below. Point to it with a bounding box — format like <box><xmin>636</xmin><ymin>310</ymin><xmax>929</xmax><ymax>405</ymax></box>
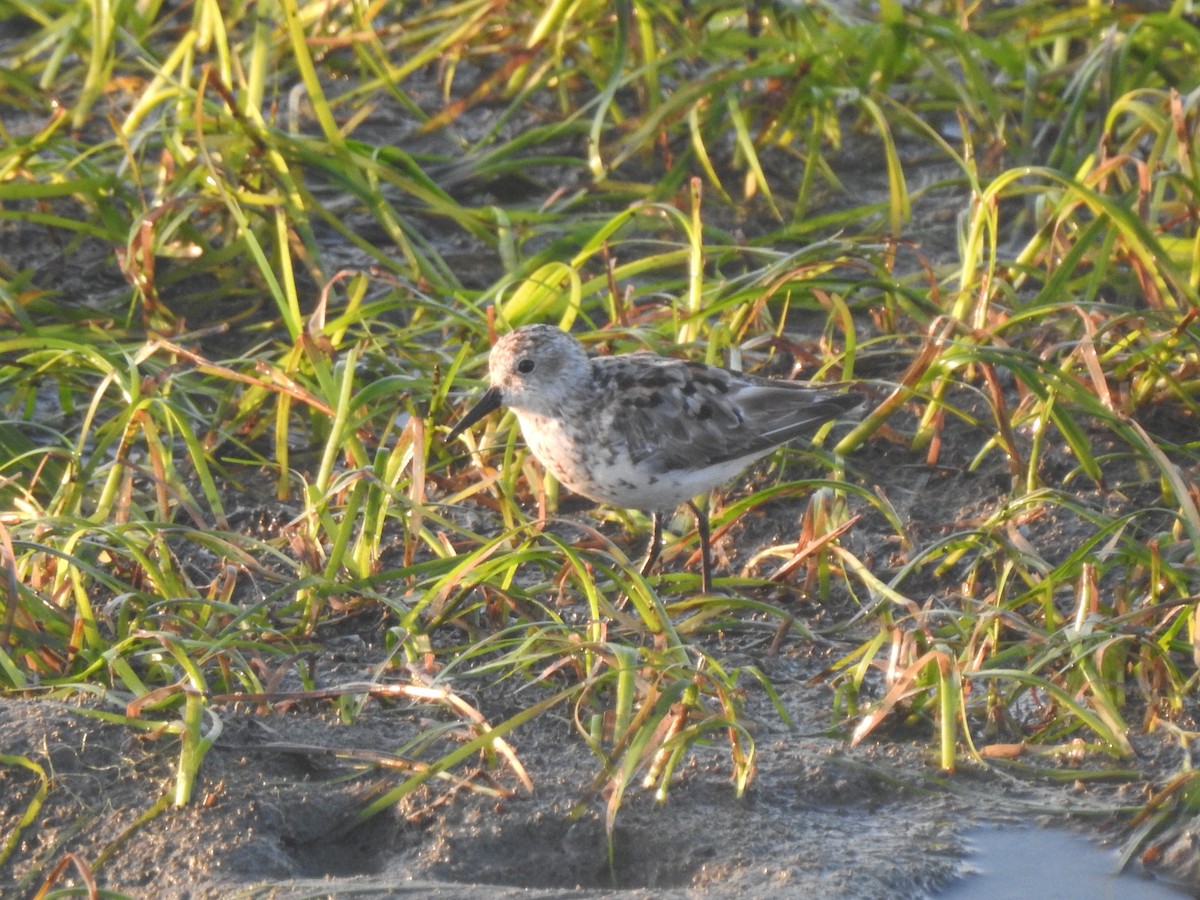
<box><xmin>940</xmin><ymin>826</ymin><xmax>1186</xmax><ymax>899</ymax></box>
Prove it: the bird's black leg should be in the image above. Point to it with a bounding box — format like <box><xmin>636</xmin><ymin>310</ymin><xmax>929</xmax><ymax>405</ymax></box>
<box><xmin>686</xmin><ymin>500</ymin><xmax>712</xmax><ymax>594</ymax></box>
<box><xmin>639</xmin><ymin>511</ymin><xmax>665</xmax><ymax>582</ymax></box>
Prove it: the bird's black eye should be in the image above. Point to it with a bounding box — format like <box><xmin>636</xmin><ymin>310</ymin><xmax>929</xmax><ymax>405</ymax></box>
<box><xmin>517</xmin><ymin>358</ymin><xmax>535</xmax><ymax>374</ymax></box>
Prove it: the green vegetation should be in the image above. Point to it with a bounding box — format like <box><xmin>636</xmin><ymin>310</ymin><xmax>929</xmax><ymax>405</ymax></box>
<box><xmin>2</xmin><ymin>0</ymin><xmax>1199</xmax><ymax>888</ymax></box>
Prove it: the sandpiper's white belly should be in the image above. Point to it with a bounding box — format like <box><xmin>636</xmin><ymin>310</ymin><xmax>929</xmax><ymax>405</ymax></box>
<box><xmin>515</xmin><ymin>409</ymin><xmax>770</xmax><ymax>512</ymax></box>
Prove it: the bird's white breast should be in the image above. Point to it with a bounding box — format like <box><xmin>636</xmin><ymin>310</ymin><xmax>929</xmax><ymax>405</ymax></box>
<box><xmin>514</xmin><ymin>409</ymin><xmax>772</xmax><ymax>513</ymax></box>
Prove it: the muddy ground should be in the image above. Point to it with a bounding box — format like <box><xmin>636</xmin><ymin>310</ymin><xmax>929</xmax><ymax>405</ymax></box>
<box><xmin>3</xmin><ymin>50</ymin><xmax>1200</xmax><ymax>900</ymax></box>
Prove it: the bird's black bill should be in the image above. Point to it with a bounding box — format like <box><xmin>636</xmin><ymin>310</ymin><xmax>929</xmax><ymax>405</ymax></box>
<box><xmin>445</xmin><ymin>387</ymin><xmax>503</xmax><ymax>441</ymax></box>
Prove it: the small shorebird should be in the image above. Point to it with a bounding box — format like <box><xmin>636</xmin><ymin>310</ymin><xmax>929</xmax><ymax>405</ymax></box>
<box><xmin>446</xmin><ymin>324</ymin><xmax>860</xmax><ymax>592</ymax></box>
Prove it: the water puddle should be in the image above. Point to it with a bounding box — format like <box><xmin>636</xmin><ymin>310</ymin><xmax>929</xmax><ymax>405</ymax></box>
<box><xmin>939</xmin><ymin>826</ymin><xmax>1186</xmax><ymax>899</ymax></box>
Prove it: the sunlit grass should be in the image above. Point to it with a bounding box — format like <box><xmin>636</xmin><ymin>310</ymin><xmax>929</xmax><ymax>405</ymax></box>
<box><xmin>2</xmin><ymin>0</ymin><xmax>1200</xmax><ymax>884</ymax></box>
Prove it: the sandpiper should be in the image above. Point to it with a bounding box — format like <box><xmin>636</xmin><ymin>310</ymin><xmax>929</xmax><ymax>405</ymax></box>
<box><xmin>446</xmin><ymin>324</ymin><xmax>860</xmax><ymax>592</ymax></box>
